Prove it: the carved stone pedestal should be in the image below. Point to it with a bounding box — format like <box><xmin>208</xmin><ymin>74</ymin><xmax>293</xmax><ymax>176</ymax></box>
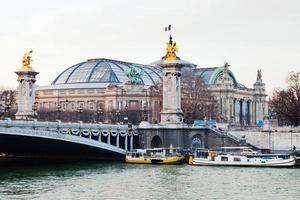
<box><xmin>15</xmin><ymin>69</ymin><xmax>39</xmax><ymax>120</ymax></box>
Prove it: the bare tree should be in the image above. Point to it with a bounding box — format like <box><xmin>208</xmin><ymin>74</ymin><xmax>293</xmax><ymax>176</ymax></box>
<box><xmin>270</xmin><ymin>71</ymin><xmax>300</xmax><ymax>126</ymax></box>
<box><xmin>181</xmin><ymin>70</ymin><xmax>218</xmax><ymax>123</ymax></box>
<box><xmin>0</xmin><ymin>90</ymin><xmax>16</xmax><ymax>119</ymax></box>
<box><xmin>154</xmin><ymin>70</ymin><xmax>218</xmax><ymax>124</ymax></box>
<box><xmin>149</xmin><ymin>83</ymin><xmax>163</xmax><ymax>123</ymax></box>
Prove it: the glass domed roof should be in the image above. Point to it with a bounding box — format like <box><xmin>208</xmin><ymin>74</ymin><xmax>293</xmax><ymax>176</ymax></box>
<box><xmin>52</xmin><ymin>58</ymin><xmax>163</xmax><ymax>86</ymax></box>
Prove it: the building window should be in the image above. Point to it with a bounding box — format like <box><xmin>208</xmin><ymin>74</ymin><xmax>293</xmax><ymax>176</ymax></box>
<box><xmin>89</xmin><ymin>102</ymin><xmax>94</xmax><ymax>110</ymax></box>
<box><xmin>79</xmin><ymin>102</ymin><xmax>84</xmax><ymax>109</ymax></box>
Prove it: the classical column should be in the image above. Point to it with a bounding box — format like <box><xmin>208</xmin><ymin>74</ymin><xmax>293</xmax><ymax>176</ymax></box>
<box><xmin>249</xmin><ymin>100</ymin><xmax>253</xmax><ymax>125</ymax></box>
<box><xmin>246</xmin><ymin>99</ymin><xmax>251</xmax><ymax>125</ymax></box>
<box><xmin>243</xmin><ymin>99</ymin><xmax>248</xmax><ymax>125</ymax></box>
<box><xmin>235</xmin><ymin>99</ymin><xmax>239</xmax><ymax>123</ymax></box>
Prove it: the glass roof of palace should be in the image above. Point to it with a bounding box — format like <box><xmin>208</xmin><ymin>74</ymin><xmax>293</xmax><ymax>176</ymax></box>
<box><xmin>51</xmin><ymin>58</ymin><xmax>247</xmax><ymax>89</ymax></box>
<box><xmin>52</xmin><ymin>59</ymin><xmax>163</xmax><ymax>86</ymax></box>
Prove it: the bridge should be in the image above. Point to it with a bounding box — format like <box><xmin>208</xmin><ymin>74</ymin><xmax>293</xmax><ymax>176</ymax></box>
<box><xmin>0</xmin><ymin>119</ymin><xmax>139</xmax><ymax>161</ymax></box>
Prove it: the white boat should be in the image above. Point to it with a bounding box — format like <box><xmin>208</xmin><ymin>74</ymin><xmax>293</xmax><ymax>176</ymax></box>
<box><xmin>190</xmin><ymin>148</ymin><xmax>296</xmax><ymax>167</ymax></box>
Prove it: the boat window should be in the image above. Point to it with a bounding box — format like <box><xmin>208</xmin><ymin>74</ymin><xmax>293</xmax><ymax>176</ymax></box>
<box><xmin>233</xmin><ymin>157</ymin><xmax>241</xmax><ymax>162</ymax></box>
<box><xmin>278</xmin><ymin>155</ymin><xmax>289</xmax><ymax>159</ymax></box>
<box><xmin>221</xmin><ymin>156</ymin><xmax>228</xmax><ymax>161</ymax></box>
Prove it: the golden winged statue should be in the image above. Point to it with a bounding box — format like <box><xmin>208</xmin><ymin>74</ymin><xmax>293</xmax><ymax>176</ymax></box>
<box><xmin>21</xmin><ymin>50</ymin><xmax>33</xmax><ymax>70</ymax></box>
<box><xmin>165</xmin><ymin>35</ymin><xmax>178</xmax><ymax>61</ymax></box>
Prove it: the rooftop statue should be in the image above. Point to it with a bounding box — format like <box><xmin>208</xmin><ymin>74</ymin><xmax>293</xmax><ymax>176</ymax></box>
<box><xmin>222</xmin><ymin>62</ymin><xmax>232</xmax><ymax>84</ymax></box>
<box><xmin>223</xmin><ymin>62</ymin><xmax>230</xmax><ymax>74</ymax></box>
<box><xmin>257</xmin><ymin>69</ymin><xmax>262</xmax><ymax>81</ymax></box>
<box><xmin>21</xmin><ymin>50</ymin><xmax>33</xmax><ymax>70</ymax></box>
<box><xmin>126</xmin><ymin>66</ymin><xmax>143</xmax><ymax>85</ymax></box>
<box><xmin>165</xmin><ymin>35</ymin><xmax>178</xmax><ymax>61</ymax></box>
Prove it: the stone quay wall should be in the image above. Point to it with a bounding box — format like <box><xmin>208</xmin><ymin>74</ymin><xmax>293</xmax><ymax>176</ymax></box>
<box><xmin>229</xmin><ymin>130</ymin><xmax>300</xmax><ymax>150</ymax></box>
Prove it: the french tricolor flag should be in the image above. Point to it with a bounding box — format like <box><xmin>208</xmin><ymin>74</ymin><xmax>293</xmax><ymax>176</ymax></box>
<box><xmin>165</xmin><ymin>24</ymin><xmax>171</xmax><ymax>32</ymax></box>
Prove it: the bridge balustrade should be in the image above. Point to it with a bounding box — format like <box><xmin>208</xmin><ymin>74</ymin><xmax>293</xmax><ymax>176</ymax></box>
<box><xmin>0</xmin><ymin>118</ymin><xmax>139</xmax><ymax>152</ymax></box>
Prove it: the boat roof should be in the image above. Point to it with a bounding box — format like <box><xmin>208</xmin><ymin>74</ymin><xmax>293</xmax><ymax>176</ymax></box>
<box><xmin>219</xmin><ymin>147</ymin><xmax>252</xmax><ymax>150</ymax></box>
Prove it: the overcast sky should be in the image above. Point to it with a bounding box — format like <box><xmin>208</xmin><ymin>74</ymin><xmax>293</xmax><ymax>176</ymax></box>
<box><xmin>0</xmin><ymin>0</ymin><xmax>299</xmax><ymax>95</ymax></box>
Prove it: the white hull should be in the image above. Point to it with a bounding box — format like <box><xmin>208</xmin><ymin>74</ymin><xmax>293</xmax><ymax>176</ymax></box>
<box><xmin>193</xmin><ymin>157</ymin><xmax>296</xmax><ymax>167</ymax></box>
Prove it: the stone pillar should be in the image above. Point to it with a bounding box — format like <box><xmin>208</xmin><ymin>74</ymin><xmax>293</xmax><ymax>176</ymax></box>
<box><xmin>235</xmin><ymin>99</ymin><xmax>239</xmax><ymax>123</ymax></box>
<box><xmin>249</xmin><ymin>100</ymin><xmax>252</xmax><ymax>125</ymax></box>
<box><xmin>160</xmin><ymin>62</ymin><xmax>183</xmax><ymax>124</ymax></box>
<box><xmin>15</xmin><ymin>69</ymin><xmax>39</xmax><ymax>120</ymax></box>
<box><xmin>243</xmin><ymin>99</ymin><xmax>248</xmax><ymax>125</ymax></box>
<box><xmin>239</xmin><ymin>99</ymin><xmax>243</xmax><ymax>125</ymax></box>
<box><xmin>251</xmin><ymin>101</ymin><xmax>255</xmax><ymax>125</ymax></box>
<box><xmin>253</xmin><ymin>69</ymin><xmax>267</xmax><ymax>123</ymax></box>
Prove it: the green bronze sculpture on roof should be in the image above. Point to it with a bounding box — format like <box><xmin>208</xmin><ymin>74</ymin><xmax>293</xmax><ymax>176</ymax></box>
<box><xmin>126</xmin><ymin>66</ymin><xmax>143</xmax><ymax>85</ymax></box>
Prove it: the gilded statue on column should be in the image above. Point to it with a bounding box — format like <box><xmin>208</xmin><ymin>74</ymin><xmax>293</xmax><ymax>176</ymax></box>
<box><xmin>165</xmin><ymin>35</ymin><xmax>178</xmax><ymax>61</ymax></box>
<box><xmin>21</xmin><ymin>50</ymin><xmax>33</xmax><ymax>70</ymax></box>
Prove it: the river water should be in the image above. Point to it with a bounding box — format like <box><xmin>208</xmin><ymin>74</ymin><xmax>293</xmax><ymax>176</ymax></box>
<box><xmin>0</xmin><ymin>162</ymin><xmax>299</xmax><ymax>200</ymax></box>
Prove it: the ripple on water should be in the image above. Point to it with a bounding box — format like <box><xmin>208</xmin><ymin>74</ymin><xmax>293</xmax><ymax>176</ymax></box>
<box><xmin>0</xmin><ymin>163</ymin><xmax>299</xmax><ymax>200</ymax></box>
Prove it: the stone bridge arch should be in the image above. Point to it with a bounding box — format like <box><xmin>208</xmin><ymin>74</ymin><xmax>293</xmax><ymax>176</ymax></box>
<box><xmin>151</xmin><ymin>135</ymin><xmax>163</xmax><ymax>148</ymax></box>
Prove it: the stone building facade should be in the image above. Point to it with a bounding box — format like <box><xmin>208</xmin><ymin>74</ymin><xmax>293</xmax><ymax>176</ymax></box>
<box><xmin>34</xmin><ymin>58</ymin><xmax>267</xmax><ymax>125</ymax></box>
<box><xmin>35</xmin><ymin>59</ymin><xmax>163</xmax><ymax>123</ymax></box>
